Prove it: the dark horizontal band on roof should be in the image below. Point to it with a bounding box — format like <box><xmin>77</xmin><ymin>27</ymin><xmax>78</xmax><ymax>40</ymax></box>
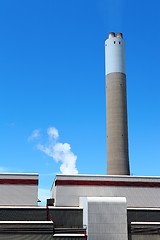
<box><xmin>55</xmin><ymin>179</ymin><xmax>160</xmax><ymax>188</ymax></box>
<box><xmin>0</xmin><ymin>179</ymin><xmax>38</xmax><ymax>185</ymax></box>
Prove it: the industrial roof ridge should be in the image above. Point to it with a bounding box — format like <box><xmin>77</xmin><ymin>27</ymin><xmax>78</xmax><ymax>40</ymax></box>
<box><xmin>0</xmin><ymin>173</ymin><xmax>38</xmax><ymax>175</ymax></box>
<box><xmin>55</xmin><ymin>174</ymin><xmax>160</xmax><ymax>178</ymax></box>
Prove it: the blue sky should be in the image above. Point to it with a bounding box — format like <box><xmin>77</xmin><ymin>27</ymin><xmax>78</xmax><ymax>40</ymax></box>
<box><xmin>1</xmin><ymin>0</ymin><xmax>160</xmax><ymax>203</ymax></box>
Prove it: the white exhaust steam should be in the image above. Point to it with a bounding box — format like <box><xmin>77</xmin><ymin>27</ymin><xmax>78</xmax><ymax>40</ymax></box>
<box><xmin>37</xmin><ymin>127</ymin><xmax>78</xmax><ymax>174</ymax></box>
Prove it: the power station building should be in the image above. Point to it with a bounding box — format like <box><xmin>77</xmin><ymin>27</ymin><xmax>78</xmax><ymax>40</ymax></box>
<box><xmin>0</xmin><ymin>33</ymin><xmax>160</xmax><ymax>240</ymax></box>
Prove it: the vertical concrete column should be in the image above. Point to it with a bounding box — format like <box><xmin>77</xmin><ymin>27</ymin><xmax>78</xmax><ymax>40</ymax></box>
<box><xmin>105</xmin><ymin>32</ymin><xmax>130</xmax><ymax>175</ymax></box>
<box><xmin>80</xmin><ymin>197</ymin><xmax>128</xmax><ymax>240</ymax></box>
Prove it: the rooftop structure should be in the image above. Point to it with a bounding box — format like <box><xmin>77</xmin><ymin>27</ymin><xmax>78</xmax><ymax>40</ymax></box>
<box><xmin>0</xmin><ymin>173</ymin><xmax>38</xmax><ymax>206</ymax></box>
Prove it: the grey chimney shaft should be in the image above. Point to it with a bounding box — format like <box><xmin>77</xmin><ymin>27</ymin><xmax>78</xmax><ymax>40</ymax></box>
<box><xmin>105</xmin><ymin>32</ymin><xmax>130</xmax><ymax>175</ymax></box>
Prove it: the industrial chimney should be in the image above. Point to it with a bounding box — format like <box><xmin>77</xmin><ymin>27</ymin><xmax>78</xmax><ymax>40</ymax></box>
<box><xmin>105</xmin><ymin>32</ymin><xmax>130</xmax><ymax>175</ymax></box>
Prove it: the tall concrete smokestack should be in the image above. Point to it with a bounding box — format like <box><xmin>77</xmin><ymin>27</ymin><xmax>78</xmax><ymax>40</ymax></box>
<box><xmin>105</xmin><ymin>32</ymin><xmax>130</xmax><ymax>175</ymax></box>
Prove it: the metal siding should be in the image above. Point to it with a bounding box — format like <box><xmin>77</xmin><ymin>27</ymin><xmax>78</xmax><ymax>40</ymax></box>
<box><xmin>0</xmin><ymin>185</ymin><xmax>38</xmax><ymax>205</ymax></box>
<box><xmin>0</xmin><ymin>222</ymin><xmax>53</xmax><ymax>239</ymax></box>
<box><xmin>54</xmin><ymin>185</ymin><xmax>160</xmax><ymax>207</ymax></box>
<box><xmin>127</xmin><ymin>210</ymin><xmax>160</xmax><ymax>223</ymax></box>
<box><xmin>130</xmin><ymin>235</ymin><xmax>160</xmax><ymax>240</ymax></box>
<box><xmin>0</xmin><ymin>234</ymin><xmax>52</xmax><ymax>240</ymax></box>
<box><xmin>54</xmin><ymin>174</ymin><xmax>160</xmax><ymax>182</ymax></box>
<box><xmin>80</xmin><ymin>197</ymin><xmax>127</xmax><ymax>240</ymax></box>
<box><xmin>53</xmin><ymin>238</ymin><xmax>85</xmax><ymax>240</ymax></box>
<box><xmin>0</xmin><ymin>222</ymin><xmax>85</xmax><ymax>240</ymax></box>
<box><xmin>0</xmin><ymin>174</ymin><xmax>38</xmax><ymax>206</ymax></box>
<box><xmin>0</xmin><ymin>208</ymin><xmax>47</xmax><ymax>221</ymax></box>
<box><xmin>0</xmin><ymin>173</ymin><xmax>38</xmax><ymax>180</ymax></box>
<box><xmin>129</xmin><ymin>223</ymin><xmax>160</xmax><ymax>240</ymax></box>
<box><xmin>0</xmin><ymin>208</ymin><xmax>83</xmax><ymax>228</ymax></box>
<box><xmin>53</xmin><ymin>175</ymin><xmax>160</xmax><ymax>207</ymax></box>
<box><xmin>55</xmin><ymin>179</ymin><xmax>160</xmax><ymax>187</ymax></box>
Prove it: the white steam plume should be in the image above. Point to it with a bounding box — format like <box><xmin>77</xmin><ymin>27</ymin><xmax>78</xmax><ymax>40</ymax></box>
<box><xmin>28</xmin><ymin>129</ymin><xmax>40</xmax><ymax>141</ymax></box>
<box><xmin>47</xmin><ymin>127</ymin><xmax>59</xmax><ymax>139</ymax></box>
<box><xmin>37</xmin><ymin>127</ymin><xmax>78</xmax><ymax>174</ymax></box>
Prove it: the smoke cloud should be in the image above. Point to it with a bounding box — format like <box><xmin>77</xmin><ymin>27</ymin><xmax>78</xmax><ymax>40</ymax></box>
<box><xmin>28</xmin><ymin>129</ymin><xmax>40</xmax><ymax>142</ymax></box>
<box><xmin>47</xmin><ymin>127</ymin><xmax>59</xmax><ymax>139</ymax></box>
<box><xmin>37</xmin><ymin>127</ymin><xmax>78</xmax><ymax>174</ymax></box>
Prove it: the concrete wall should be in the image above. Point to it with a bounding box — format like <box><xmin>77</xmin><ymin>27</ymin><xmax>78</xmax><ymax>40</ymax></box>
<box><xmin>105</xmin><ymin>33</ymin><xmax>130</xmax><ymax>175</ymax></box>
<box><xmin>106</xmin><ymin>73</ymin><xmax>129</xmax><ymax>175</ymax></box>
<box><xmin>0</xmin><ymin>173</ymin><xmax>38</xmax><ymax>206</ymax></box>
<box><xmin>52</xmin><ymin>174</ymin><xmax>160</xmax><ymax>207</ymax></box>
